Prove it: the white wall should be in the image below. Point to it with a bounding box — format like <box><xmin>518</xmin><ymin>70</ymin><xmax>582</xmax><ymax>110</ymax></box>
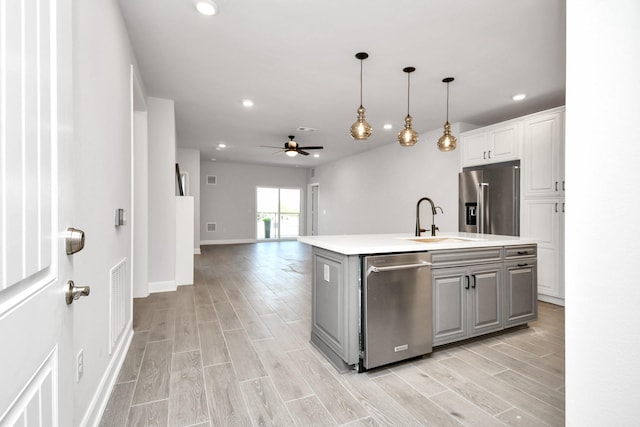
<box><xmin>565</xmin><ymin>0</ymin><xmax>640</xmax><ymax>424</ymax></box>
<box><xmin>71</xmin><ymin>0</ymin><xmax>136</xmax><ymax>424</ymax></box>
<box><xmin>147</xmin><ymin>97</ymin><xmax>177</xmax><ymax>290</ymax></box>
<box><xmin>177</xmin><ymin>148</ymin><xmax>201</xmax><ymax>252</ymax></box>
<box><xmin>200</xmin><ymin>161</ymin><xmax>308</xmax><ymax>243</ymax></box>
<box><xmin>311</xmin><ymin>124</ymin><xmax>471</xmax><ymax>235</ymax></box>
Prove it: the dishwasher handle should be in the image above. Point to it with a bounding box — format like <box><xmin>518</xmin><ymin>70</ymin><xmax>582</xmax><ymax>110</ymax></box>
<box><xmin>367</xmin><ymin>261</ymin><xmax>432</xmax><ymax>275</ymax></box>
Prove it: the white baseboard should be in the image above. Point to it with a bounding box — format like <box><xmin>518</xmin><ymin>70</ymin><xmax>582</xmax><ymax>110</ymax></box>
<box><xmin>200</xmin><ymin>239</ymin><xmax>257</xmax><ymax>245</ymax></box>
<box><xmin>80</xmin><ymin>324</ymin><xmax>133</xmax><ymax>427</ymax></box>
<box><xmin>538</xmin><ymin>294</ymin><xmax>565</xmax><ymax>306</ymax></box>
<box><xmin>149</xmin><ymin>280</ymin><xmax>177</xmax><ymax>294</ymax></box>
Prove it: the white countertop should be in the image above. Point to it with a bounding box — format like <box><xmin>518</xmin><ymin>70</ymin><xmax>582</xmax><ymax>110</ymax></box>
<box><xmin>297</xmin><ymin>232</ymin><xmax>537</xmax><ymax>255</ymax></box>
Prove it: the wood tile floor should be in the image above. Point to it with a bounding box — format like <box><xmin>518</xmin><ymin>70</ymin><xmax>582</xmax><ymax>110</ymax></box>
<box><xmin>99</xmin><ymin>241</ymin><xmax>565</xmax><ymax>426</ymax></box>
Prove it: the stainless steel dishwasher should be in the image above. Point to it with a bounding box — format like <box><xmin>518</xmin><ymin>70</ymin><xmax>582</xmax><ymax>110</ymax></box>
<box><xmin>361</xmin><ymin>252</ymin><xmax>433</xmax><ymax>370</ymax></box>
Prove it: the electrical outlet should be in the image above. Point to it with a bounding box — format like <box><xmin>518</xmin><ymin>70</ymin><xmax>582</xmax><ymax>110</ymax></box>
<box><xmin>77</xmin><ymin>349</ymin><xmax>84</xmax><ymax>382</ymax></box>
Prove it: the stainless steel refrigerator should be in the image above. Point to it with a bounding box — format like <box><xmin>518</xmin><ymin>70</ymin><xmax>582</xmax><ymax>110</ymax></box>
<box><xmin>459</xmin><ymin>160</ymin><xmax>520</xmax><ymax>236</ymax></box>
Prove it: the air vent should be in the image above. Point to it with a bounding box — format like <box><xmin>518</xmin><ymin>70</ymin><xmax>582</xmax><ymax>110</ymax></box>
<box><xmin>207</xmin><ymin>175</ymin><xmax>217</xmax><ymax>185</ymax></box>
<box><xmin>207</xmin><ymin>222</ymin><xmax>217</xmax><ymax>232</ymax></box>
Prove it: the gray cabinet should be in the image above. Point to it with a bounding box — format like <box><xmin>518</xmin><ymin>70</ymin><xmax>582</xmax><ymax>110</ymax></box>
<box><xmin>432</xmin><ymin>262</ymin><xmax>502</xmax><ymax>346</ymax></box>
<box><xmin>504</xmin><ymin>245</ymin><xmax>538</xmax><ymax>327</ymax></box>
<box><xmin>310</xmin><ymin>247</ymin><xmax>360</xmax><ymax>371</ymax></box>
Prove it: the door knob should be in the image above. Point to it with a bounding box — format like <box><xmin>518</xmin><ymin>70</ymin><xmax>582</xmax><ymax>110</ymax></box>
<box><xmin>66</xmin><ymin>227</ymin><xmax>85</xmax><ymax>255</ymax></box>
<box><xmin>65</xmin><ymin>280</ymin><xmax>90</xmax><ymax>305</ymax></box>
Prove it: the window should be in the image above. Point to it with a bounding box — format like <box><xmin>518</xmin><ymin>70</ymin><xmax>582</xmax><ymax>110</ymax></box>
<box><xmin>256</xmin><ymin>187</ymin><xmax>301</xmax><ymax>240</ymax></box>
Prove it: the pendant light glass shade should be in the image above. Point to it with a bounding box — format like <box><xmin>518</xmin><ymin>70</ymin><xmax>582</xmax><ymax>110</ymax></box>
<box><xmin>398</xmin><ymin>67</ymin><xmax>418</xmax><ymax>146</ymax></box>
<box><xmin>350</xmin><ymin>52</ymin><xmax>373</xmax><ymax>140</ymax></box>
<box><xmin>437</xmin><ymin>77</ymin><xmax>457</xmax><ymax>151</ymax></box>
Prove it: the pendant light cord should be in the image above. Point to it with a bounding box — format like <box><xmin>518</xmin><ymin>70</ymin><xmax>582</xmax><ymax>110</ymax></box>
<box><xmin>446</xmin><ymin>81</ymin><xmax>450</xmax><ymax>122</ymax></box>
<box><xmin>407</xmin><ymin>72</ymin><xmax>411</xmax><ymax>115</ymax></box>
<box><xmin>359</xmin><ymin>59</ymin><xmax>363</xmax><ymax>106</ymax></box>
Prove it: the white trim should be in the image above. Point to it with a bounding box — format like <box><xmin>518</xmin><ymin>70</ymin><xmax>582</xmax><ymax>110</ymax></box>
<box><xmin>148</xmin><ymin>280</ymin><xmax>177</xmax><ymax>293</ymax></box>
<box><xmin>80</xmin><ymin>324</ymin><xmax>133</xmax><ymax>426</ymax></box>
<box><xmin>537</xmin><ymin>294</ymin><xmax>564</xmax><ymax>306</ymax></box>
<box><xmin>201</xmin><ymin>238</ymin><xmax>257</xmax><ymax>245</ymax></box>
<box><xmin>194</xmin><ymin>247</ymin><xmax>201</xmax><ymax>255</ymax></box>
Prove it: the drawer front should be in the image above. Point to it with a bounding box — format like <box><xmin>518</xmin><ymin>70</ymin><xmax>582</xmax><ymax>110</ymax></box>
<box><xmin>430</xmin><ymin>247</ymin><xmax>502</xmax><ymax>268</ymax></box>
<box><xmin>504</xmin><ymin>245</ymin><xmax>537</xmax><ymax>259</ymax></box>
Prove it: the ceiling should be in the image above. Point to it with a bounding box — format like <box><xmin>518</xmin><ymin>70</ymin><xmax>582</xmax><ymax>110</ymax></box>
<box><xmin>119</xmin><ymin>0</ymin><xmax>566</xmax><ymax>168</ymax></box>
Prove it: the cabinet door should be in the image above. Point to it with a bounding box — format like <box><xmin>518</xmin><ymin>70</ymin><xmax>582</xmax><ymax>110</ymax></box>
<box><xmin>522</xmin><ymin>199</ymin><xmax>564</xmax><ymax>300</ymax></box>
<box><xmin>461</xmin><ymin>132</ymin><xmax>488</xmax><ymax>166</ymax></box>
<box><xmin>488</xmin><ymin>123</ymin><xmax>520</xmax><ymax>163</ymax></box>
<box><xmin>432</xmin><ymin>267</ymin><xmax>468</xmax><ymax>346</ymax></box>
<box><xmin>312</xmin><ymin>251</ymin><xmax>345</xmax><ymax>354</ymax></box>
<box><xmin>504</xmin><ymin>260</ymin><xmax>538</xmax><ymax>326</ymax></box>
<box><xmin>523</xmin><ymin>111</ymin><xmax>564</xmax><ymax>197</ymax></box>
<box><xmin>468</xmin><ymin>263</ymin><xmax>503</xmax><ymax>336</ymax></box>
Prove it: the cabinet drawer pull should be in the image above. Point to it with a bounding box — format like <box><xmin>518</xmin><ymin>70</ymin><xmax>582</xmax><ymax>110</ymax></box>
<box><xmin>517</xmin><ymin>263</ymin><xmax>529</xmax><ymax>267</ymax></box>
<box><xmin>471</xmin><ymin>274</ymin><xmax>476</xmax><ymax>289</ymax></box>
<box><xmin>488</xmin><ymin>150</ymin><xmax>492</xmax><ymax>158</ymax></box>
<box><xmin>555</xmin><ymin>181</ymin><xmax>558</xmax><ymax>191</ymax></box>
<box><xmin>517</xmin><ymin>251</ymin><xmax>529</xmax><ymax>255</ymax></box>
<box><xmin>555</xmin><ymin>202</ymin><xmax>558</xmax><ymax>213</ymax></box>
<box><xmin>562</xmin><ymin>180</ymin><xmax>565</xmax><ymax>191</ymax></box>
<box><xmin>465</xmin><ymin>275</ymin><xmax>470</xmax><ymax>290</ymax></box>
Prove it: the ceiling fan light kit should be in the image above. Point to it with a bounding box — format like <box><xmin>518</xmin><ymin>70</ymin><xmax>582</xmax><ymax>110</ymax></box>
<box><xmin>350</xmin><ymin>52</ymin><xmax>373</xmax><ymax>140</ymax></box>
<box><xmin>260</xmin><ymin>135</ymin><xmax>324</xmax><ymax>158</ymax></box>
<box><xmin>437</xmin><ymin>77</ymin><xmax>457</xmax><ymax>152</ymax></box>
<box><xmin>397</xmin><ymin>66</ymin><xmax>419</xmax><ymax>147</ymax></box>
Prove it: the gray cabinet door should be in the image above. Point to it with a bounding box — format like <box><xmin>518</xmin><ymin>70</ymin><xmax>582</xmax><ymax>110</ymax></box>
<box><xmin>469</xmin><ymin>263</ymin><xmax>503</xmax><ymax>336</ymax></box>
<box><xmin>432</xmin><ymin>267</ymin><xmax>468</xmax><ymax>346</ymax></box>
<box><xmin>504</xmin><ymin>260</ymin><xmax>538</xmax><ymax>326</ymax></box>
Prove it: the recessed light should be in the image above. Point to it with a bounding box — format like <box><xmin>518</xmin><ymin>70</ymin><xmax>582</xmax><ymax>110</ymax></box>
<box><xmin>193</xmin><ymin>0</ymin><xmax>218</xmax><ymax>16</ymax></box>
<box><xmin>383</xmin><ymin>124</ymin><xmax>393</xmax><ymax>130</ymax></box>
<box><xmin>313</xmin><ymin>154</ymin><xmax>320</xmax><ymax>158</ymax></box>
<box><xmin>218</xmin><ymin>143</ymin><xmax>226</xmax><ymax>148</ymax></box>
<box><xmin>242</xmin><ymin>99</ymin><xmax>254</xmax><ymax>107</ymax></box>
<box><xmin>297</xmin><ymin>127</ymin><xmax>317</xmax><ymax>132</ymax></box>
<box><xmin>512</xmin><ymin>93</ymin><xmax>527</xmax><ymax>101</ymax></box>
<box><xmin>210</xmin><ymin>158</ymin><xmax>216</xmax><ymax>161</ymax></box>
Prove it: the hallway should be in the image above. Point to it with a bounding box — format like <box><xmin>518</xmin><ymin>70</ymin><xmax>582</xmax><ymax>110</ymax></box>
<box><xmin>100</xmin><ymin>241</ymin><xmax>564</xmax><ymax>426</ymax></box>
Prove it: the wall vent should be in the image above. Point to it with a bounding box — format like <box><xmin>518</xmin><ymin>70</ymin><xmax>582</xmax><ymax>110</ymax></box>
<box><xmin>207</xmin><ymin>175</ymin><xmax>217</xmax><ymax>185</ymax></box>
<box><xmin>109</xmin><ymin>259</ymin><xmax>128</xmax><ymax>354</ymax></box>
<box><xmin>207</xmin><ymin>222</ymin><xmax>217</xmax><ymax>232</ymax></box>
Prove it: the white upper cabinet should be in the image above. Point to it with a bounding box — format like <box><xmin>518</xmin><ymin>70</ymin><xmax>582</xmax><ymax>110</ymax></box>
<box><xmin>523</xmin><ymin>108</ymin><xmax>565</xmax><ymax>197</ymax></box>
<box><xmin>461</xmin><ymin>121</ymin><xmax>521</xmax><ymax>167</ymax></box>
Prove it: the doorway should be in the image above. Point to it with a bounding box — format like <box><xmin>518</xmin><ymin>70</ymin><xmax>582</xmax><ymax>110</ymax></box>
<box><xmin>256</xmin><ymin>187</ymin><xmax>301</xmax><ymax>240</ymax></box>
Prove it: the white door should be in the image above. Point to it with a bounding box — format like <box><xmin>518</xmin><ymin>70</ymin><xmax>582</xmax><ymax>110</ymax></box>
<box><xmin>1</xmin><ymin>0</ymin><xmax>76</xmax><ymax>424</ymax></box>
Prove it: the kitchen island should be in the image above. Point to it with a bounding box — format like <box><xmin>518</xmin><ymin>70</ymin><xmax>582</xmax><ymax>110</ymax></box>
<box><xmin>298</xmin><ymin>232</ymin><xmax>538</xmax><ymax>372</ymax></box>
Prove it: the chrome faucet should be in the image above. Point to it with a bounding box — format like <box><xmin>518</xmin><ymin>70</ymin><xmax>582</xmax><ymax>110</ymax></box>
<box><xmin>415</xmin><ymin>197</ymin><xmax>443</xmax><ymax>237</ymax></box>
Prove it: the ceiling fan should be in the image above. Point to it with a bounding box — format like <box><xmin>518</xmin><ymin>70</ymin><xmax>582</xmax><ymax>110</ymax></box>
<box><xmin>261</xmin><ymin>135</ymin><xmax>324</xmax><ymax>157</ymax></box>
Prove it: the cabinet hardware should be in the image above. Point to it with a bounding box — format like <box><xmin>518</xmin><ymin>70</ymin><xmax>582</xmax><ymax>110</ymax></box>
<box><xmin>555</xmin><ymin>202</ymin><xmax>558</xmax><ymax>213</ymax></box>
<box><xmin>562</xmin><ymin>202</ymin><xmax>565</xmax><ymax>213</ymax></box>
<box><xmin>562</xmin><ymin>180</ymin><xmax>565</xmax><ymax>191</ymax></box>
<box><xmin>517</xmin><ymin>263</ymin><xmax>529</xmax><ymax>267</ymax></box>
<box><xmin>483</xmin><ymin>151</ymin><xmax>486</xmax><ymax>160</ymax></box>
<box><xmin>471</xmin><ymin>274</ymin><xmax>476</xmax><ymax>289</ymax></box>
<box><xmin>555</xmin><ymin>181</ymin><xmax>558</xmax><ymax>191</ymax></box>
<box><xmin>465</xmin><ymin>275</ymin><xmax>470</xmax><ymax>290</ymax></box>
<box><xmin>488</xmin><ymin>150</ymin><xmax>492</xmax><ymax>158</ymax></box>
<box><xmin>517</xmin><ymin>251</ymin><xmax>529</xmax><ymax>255</ymax></box>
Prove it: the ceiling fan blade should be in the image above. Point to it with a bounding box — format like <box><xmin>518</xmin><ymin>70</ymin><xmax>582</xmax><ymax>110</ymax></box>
<box><xmin>298</xmin><ymin>150</ymin><xmax>310</xmax><ymax>156</ymax></box>
<box><xmin>260</xmin><ymin>145</ymin><xmax>285</xmax><ymax>149</ymax></box>
<box><xmin>297</xmin><ymin>146</ymin><xmax>323</xmax><ymax>150</ymax></box>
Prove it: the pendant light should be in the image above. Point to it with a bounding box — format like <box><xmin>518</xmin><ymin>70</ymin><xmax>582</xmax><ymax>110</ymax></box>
<box><xmin>437</xmin><ymin>77</ymin><xmax>457</xmax><ymax>151</ymax></box>
<box><xmin>350</xmin><ymin>52</ymin><xmax>373</xmax><ymax>140</ymax></box>
<box><xmin>397</xmin><ymin>67</ymin><xmax>419</xmax><ymax>146</ymax></box>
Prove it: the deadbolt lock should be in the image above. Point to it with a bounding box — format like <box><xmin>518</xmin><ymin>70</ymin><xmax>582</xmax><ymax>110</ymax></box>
<box><xmin>66</xmin><ymin>227</ymin><xmax>85</xmax><ymax>255</ymax></box>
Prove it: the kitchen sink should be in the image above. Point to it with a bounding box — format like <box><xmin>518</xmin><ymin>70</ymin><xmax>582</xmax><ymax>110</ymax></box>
<box><xmin>408</xmin><ymin>236</ymin><xmax>485</xmax><ymax>243</ymax></box>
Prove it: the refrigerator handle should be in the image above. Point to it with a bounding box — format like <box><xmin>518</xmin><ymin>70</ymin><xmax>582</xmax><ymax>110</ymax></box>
<box><xmin>478</xmin><ymin>183</ymin><xmax>489</xmax><ymax>234</ymax></box>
